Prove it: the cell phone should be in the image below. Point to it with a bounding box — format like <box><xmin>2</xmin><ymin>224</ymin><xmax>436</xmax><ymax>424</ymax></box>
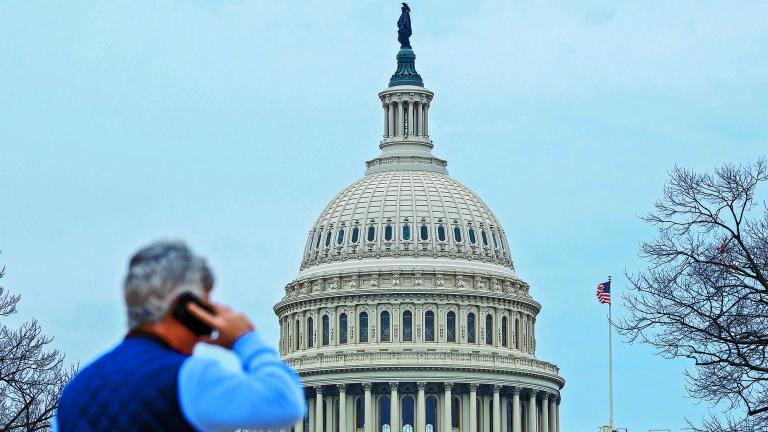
<box><xmin>172</xmin><ymin>292</ymin><xmax>216</xmax><ymax>336</ymax></box>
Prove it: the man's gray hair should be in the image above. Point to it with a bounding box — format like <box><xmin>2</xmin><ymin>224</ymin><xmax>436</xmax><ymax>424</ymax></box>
<box><xmin>124</xmin><ymin>240</ymin><xmax>214</xmax><ymax>329</ymax></box>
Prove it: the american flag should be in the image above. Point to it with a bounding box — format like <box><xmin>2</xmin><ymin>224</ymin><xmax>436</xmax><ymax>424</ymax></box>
<box><xmin>596</xmin><ymin>281</ymin><xmax>611</xmax><ymax>304</ymax></box>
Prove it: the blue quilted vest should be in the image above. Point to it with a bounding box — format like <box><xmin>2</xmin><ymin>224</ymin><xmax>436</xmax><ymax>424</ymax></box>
<box><xmin>57</xmin><ymin>332</ymin><xmax>197</xmax><ymax>432</ymax></box>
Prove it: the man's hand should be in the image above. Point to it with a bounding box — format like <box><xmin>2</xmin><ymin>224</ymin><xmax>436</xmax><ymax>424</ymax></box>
<box><xmin>187</xmin><ymin>302</ymin><xmax>255</xmax><ymax>349</ymax></box>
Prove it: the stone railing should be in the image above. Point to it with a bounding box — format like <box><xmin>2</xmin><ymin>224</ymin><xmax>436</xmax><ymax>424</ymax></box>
<box><xmin>284</xmin><ymin>348</ymin><xmax>562</xmax><ymax>382</ymax></box>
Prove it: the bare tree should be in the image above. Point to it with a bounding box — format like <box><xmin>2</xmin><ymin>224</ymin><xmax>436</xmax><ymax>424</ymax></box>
<box><xmin>0</xmin><ymin>264</ymin><xmax>76</xmax><ymax>432</ymax></box>
<box><xmin>619</xmin><ymin>159</ymin><xmax>768</xmax><ymax>431</ymax></box>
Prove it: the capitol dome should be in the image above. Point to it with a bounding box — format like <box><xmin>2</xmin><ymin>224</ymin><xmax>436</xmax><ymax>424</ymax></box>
<box><xmin>275</xmin><ymin>7</ymin><xmax>563</xmax><ymax>432</ymax></box>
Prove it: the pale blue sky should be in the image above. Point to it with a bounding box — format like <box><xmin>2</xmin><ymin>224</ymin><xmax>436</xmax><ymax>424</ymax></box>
<box><xmin>2</xmin><ymin>1</ymin><xmax>767</xmax><ymax>430</ymax></box>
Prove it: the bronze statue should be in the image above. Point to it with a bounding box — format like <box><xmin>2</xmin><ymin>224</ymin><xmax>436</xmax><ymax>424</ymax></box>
<box><xmin>397</xmin><ymin>3</ymin><xmax>412</xmax><ymax>49</ymax></box>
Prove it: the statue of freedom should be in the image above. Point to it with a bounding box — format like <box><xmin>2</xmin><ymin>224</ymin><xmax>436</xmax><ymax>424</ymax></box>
<box><xmin>397</xmin><ymin>3</ymin><xmax>412</xmax><ymax>48</ymax></box>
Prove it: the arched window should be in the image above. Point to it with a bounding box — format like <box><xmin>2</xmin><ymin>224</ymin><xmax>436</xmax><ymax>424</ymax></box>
<box><xmin>294</xmin><ymin>319</ymin><xmax>300</xmax><ymax>351</ymax></box>
<box><xmin>402</xmin><ymin>224</ymin><xmax>411</xmax><ymax>241</ymax></box>
<box><xmin>356</xmin><ymin>397</ymin><xmax>365</xmax><ymax>429</ymax></box>
<box><xmin>452</xmin><ymin>397</ymin><xmax>461</xmax><ymax>428</ymax></box>
<box><xmin>337</xmin><ymin>228</ymin><xmax>345</xmax><ymax>245</ymax></box>
<box><xmin>359</xmin><ymin>312</ymin><xmax>369</xmax><ymax>343</ymax></box>
<box><xmin>420</xmin><ymin>224</ymin><xmax>429</xmax><ymax>241</ymax></box>
<box><xmin>367</xmin><ymin>226</ymin><xmax>376</xmax><ymax>242</ymax></box>
<box><xmin>380</xmin><ymin>311</ymin><xmax>391</xmax><ymax>342</ymax></box>
<box><xmin>453</xmin><ymin>226</ymin><xmax>462</xmax><ymax>242</ymax></box>
<box><xmin>424</xmin><ymin>310</ymin><xmax>435</xmax><ymax>342</ymax></box>
<box><xmin>502</xmin><ymin>316</ymin><xmax>508</xmax><ymax>347</ymax></box>
<box><xmin>446</xmin><ymin>311</ymin><xmax>456</xmax><ymax>342</ymax></box>
<box><xmin>307</xmin><ymin>317</ymin><xmax>314</xmax><ymax>348</ymax></box>
<box><xmin>322</xmin><ymin>315</ymin><xmax>330</xmax><ymax>346</ymax></box>
<box><xmin>485</xmin><ymin>314</ymin><xmax>493</xmax><ymax>345</ymax></box>
<box><xmin>492</xmin><ymin>231</ymin><xmax>498</xmax><ymax>248</ymax></box>
<box><xmin>402</xmin><ymin>310</ymin><xmax>413</xmax><ymax>342</ymax></box>
<box><xmin>384</xmin><ymin>224</ymin><xmax>393</xmax><ymax>241</ymax></box>
<box><xmin>515</xmin><ymin>318</ymin><xmax>521</xmax><ymax>349</ymax></box>
<box><xmin>315</xmin><ymin>232</ymin><xmax>322</xmax><ymax>249</ymax></box>
<box><xmin>468</xmin><ymin>227</ymin><xmax>477</xmax><ymax>244</ymax></box>
<box><xmin>426</xmin><ymin>396</ymin><xmax>438</xmax><ymax>431</ymax></box>
<box><xmin>402</xmin><ymin>396</ymin><xmax>415</xmax><ymax>428</ymax></box>
<box><xmin>379</xmin><ymin>396</ymin><xmax>391</xmax><ymax>430</ymax></box>
<box><xmin>437</xmin><ymin>225</ymin><xmax>446</xmax><ymax>241</ymax></box>
<box><xmin>339</xmin><ymin>313</ymin><xmax>348</xmax><ymax>344</ymax></box>
<box><xmin>481</xmin><ymin>229</ymin><xmax>489</xmax><ymax>246</ymax></box>
<box><xmin>325</xmin><ymin>230</ymin><xmax>332</xmax><ymax>247</ymax></box>
<box><xmin>351</xmin><ymin>227</ymin><xmax>360</xmax><ymax>244</ymax></box>
<box><xmin>467</xmin><ymin>312</ymin><xmax>476</xmax><ymax>343</ymax></box>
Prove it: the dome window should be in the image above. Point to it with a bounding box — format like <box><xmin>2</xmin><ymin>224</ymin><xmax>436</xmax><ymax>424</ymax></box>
<box><xmin>453</xmin><ymin>227</ymin><xmax>462</xmax><ymax>242</ymax></box>
<box><xmin>325</xmin><ymin>231</ymin><xmax>332</xmax><ymax>248</ymax></box>
<box><xmin>467</xmin><ymin>312</ymin><xmax>476</xmax><ymax>343</ymax></box>
<box><xmin>437</xmin><ymin>225</ymin><xmax>446</xmax><ymax>242</ymax></box>
<box><xmin>502</xmin><ymin>316</ymin><xmax>508</xmax><ymax>347</ymax></box>
<box><xmin>307</xmin><ymin>317</ymin><xmax>314</xmax><ymax>348</ymax></box>
<box><xmin>315</xmin><ymin>232</ymin><xmax>322</xmax><ymax>249</ymax></box>
<box><xmin>339</xmin><ymin>313</ymin><xmax>348</xmax><ymax>344</ymax></box>
<box><xmin>402</xmin><ymin>310</ymin><xmax>413</xmax><ymax>341</ymax></box>
<box><xmin>359</xmin><ymin>312</ymin><xmax>369</xmax><ymax>343</ymax></box>
<box><xmin>447</xmin><ymin>311</ymin><xmax>456</xmax><ymax>342</ymax></box>
<box><xmin>384</xmin><ymin>224</ymin><xmax>393</xmax><ymax>241</ymax></box>
<box><xmin>492</xmin><ymin>232</ymin><xmax>498</xmax><ymax>248</ymax></box>
<box><xmin>424</xmin><ymin>310</ymin><xmax>435</xmax><ymax>342</ymax></box>
<box><xmin>481</xmin><ymin>229</ymin><xmax>489</xmax><ymax>246</ymax></box>
<box><xmin>367</xmin><ymin>226</ymin><xmax>376</xmax><ymax>242</ymax></box>
<box><xmin>351</xmin><ymin>227</ymin><xmax>360</xmax><ymax>244</ymax></box>
<box><xmin>402</xmin><ymin>224</ymin><xmax>411</xmax><ymax>241</ymax></box>
<box><xmin>420</xmin><ymin>225</ymin><xmax>429</xmax><ymax>241</ymax></box>
<box><xmin>322</xmin><ymin>315</ymin><xmax>330</xmax><ymax>346</ymax></box>
<box><xmin>468</xmin><ymin>227</ymin><xmax>477</xmax><ymax>244</ymax></box>
<box><xmin>380</xmin><ymin>311</ymin><xmax>391</xmax><ymax>342</ymax></box>
<box><xmin>337</xmin><ymin>228</ymin><xmax>345</xmax><ymax>245</ymax></box>
<box><xmin>485</xmin><ymin>314</ymin><xmax>494</xmax><ymax>345</ymax></box>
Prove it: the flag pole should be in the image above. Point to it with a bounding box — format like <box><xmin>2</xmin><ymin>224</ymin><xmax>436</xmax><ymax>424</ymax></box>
<box><xmin>608</xmin><ymin>275</ymin><xmax>614</xmax><ymax>430</ymax></box>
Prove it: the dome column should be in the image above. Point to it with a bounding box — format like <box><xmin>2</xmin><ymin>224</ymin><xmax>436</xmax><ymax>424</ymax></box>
<box><xmin>338</xmin><ymin>385</ymin><xmax>347</xmax><ymax>432</ymax></box>
<box><xmin>416</xmin><ymin>382</ymin><xmax>426</xmax><ymax>432</ymax></box>
<box><xmin>364</xmin><ymin>383</ymin><xmax>373</xmax><ymax>432</ymax></box>
<box><xmin>308</xmin><ymin>393</ymin><xmax>315</xmax><ymax>432</ymax></box>
<box><xmin>541</xmin><ymin>393</ymin><xmax>549</xmax><ymax>432</ymax></box>
<box><xmin>468</xmin><ymin>384</ymin><xmax>478</xmax><ymax>432</ymax></box>
<box><xmin>390</xmin><ymin>383</ymin><xmax>400</xmax><ymax>432</ymax></box>
<box><xmin>511</xmin><ymin>387</ymin><xmax>521</xmax><ymax>432</ymax></box>
<box><xmin>526</xmin><ymin>391</ymin><xmax>537</xmax><ymax>432</ymax></box>
<box><xmin>315</xmin><ymin>386</ymin><xmax>324</xmax><ymax>432</ymax></box>
<box><xmin>443</xmin><ymin>383</ymin><xmax>453</xmax><ymax>432</ymax></box>
<box><xmin>492</xmin><ymin>385</ymin><xmax>501</xmax><ymax>432</ymax></box>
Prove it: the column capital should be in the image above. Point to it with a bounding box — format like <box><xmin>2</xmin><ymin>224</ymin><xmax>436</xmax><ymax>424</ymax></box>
<box><xmin>444</xmin><ymin>382</ymin><xmax>453</xmax><ymax>391</ymax></box>
<box><xmin>527</xmin><ymin>389</ymin><xmax>538</xmax><ymax>398</ymax></box>
<box><xmin>315</xmin><ymin>385</ymin><xmax>324</xmax><ymax>395</ymax></box>
<box><xmin>389</xmin><ymin>382</ymin><xmax>400</xmax><ymax>391</ymax></box>
<box><xmin>417</xmin><ymin>381</ymin><xmax>427</xmax><ymax>390</ymax></box>
<box><xmin>337</xmin><ymin>384</ymin><xmax>347</xmax><ymax>393</ymax></box>
<box><xmin>468</xmin><ymin>383</ymin><xmax>478</xmax><ymax>392</ymax></box>
<box><xmin>492</xmin><ymin>384</ymin><xmax>502</xmax><ymax>393</ymax></box>
<box><xmin>362</xmin><ymin>382</ymin><xmax>373</xmax><ymax>391</ymax></box>
<box><xmin>511</xmin><ymin>386</ymin><xmax>521</xmax><ymax>396</ymax></box>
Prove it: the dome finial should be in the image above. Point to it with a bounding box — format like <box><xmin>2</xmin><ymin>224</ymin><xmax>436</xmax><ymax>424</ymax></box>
<box><xmin>397</xmin><ymin>3</ymin><xmax>412</xmax><ymax>49</ymax></box>
<box><xmin>390</xmin><ymin>3</ymin><xmax>423</xmax><ymax>87</ymax></box>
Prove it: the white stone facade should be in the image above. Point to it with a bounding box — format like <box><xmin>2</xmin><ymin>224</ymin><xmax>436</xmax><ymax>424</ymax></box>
<box><xmin>274</xmin><ymin>34</ymin><xmax>563</xmax><ymax>432</ymax></box>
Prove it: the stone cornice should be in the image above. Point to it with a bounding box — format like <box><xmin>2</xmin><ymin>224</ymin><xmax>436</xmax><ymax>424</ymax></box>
<box><xmin>284</xmin><ymin>349</ymin><xmax>564</xmax><ymax>388</ymax></box>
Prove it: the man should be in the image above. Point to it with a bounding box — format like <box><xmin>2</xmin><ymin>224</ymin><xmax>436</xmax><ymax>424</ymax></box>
<box><xmin>56</xmin><ymin>240</ymin><xmax>306</xmax><ymax>431</ymax></box>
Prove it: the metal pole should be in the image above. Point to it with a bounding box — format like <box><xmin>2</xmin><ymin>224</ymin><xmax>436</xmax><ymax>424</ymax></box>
<box><xmin>608</xmin><ymin>275</ymin><xmax>614</xmax><ymax>429</ymax></box>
